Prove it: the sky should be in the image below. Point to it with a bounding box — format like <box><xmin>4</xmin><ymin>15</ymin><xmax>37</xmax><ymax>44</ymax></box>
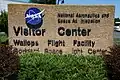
<box><xmin>63</xmin><ymin>0</ymin><xmax>120</xmax><ymax>18</ymax></box>
<box><xmin>0</xmin><ymin>0</ymin><xmax>120</xmax><ymax>18</ymax></box>
<box><xmin>15</xmin><ymin>0</ymin><xmax>120</xmax><ymax>18</ymax></box>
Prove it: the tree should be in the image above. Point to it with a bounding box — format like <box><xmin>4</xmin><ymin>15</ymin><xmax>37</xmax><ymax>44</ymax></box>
<box><xmin>30</xmin><ymin>0</ymin><xmax>56</xmax><ymax>4</ymax></box>
<box><xmin>0</xmin><ymin>10</ymin><xmax>8</xmax><ymax>35</ymax></box>
<box><xmin>115</xmin><ymin>18</ymin><xmax>120</xmax><ymax>22</ymax></box>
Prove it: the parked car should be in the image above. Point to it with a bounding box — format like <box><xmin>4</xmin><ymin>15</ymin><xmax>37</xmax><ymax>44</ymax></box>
<box><xmin>114</xmin><ymin>22</ymin><xmax>120</xmax><ymax>32</ymax></box>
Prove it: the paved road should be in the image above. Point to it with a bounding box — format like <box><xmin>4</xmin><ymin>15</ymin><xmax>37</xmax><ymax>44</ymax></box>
<box><xmin>114</xmin><ymin>31</ymin><xmax>120</xmax><ymax>38</ymax></box>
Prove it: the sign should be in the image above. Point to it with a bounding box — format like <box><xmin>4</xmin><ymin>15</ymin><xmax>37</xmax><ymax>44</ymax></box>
<box><xmin>8</xmin><ymin>4</ymin><xmax>114</xmax><ymax>55</ymax></box>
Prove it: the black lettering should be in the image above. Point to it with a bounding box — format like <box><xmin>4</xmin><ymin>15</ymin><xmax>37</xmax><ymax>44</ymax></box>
<box><xmin>42</xmin><ymin>29</ymin><xmax>46</xmax><ymax>36</ymax></box>
<box><xmin>21</xmin><ymin>27</ymin><xmax>23</xmax><ymax>35</ymax></box>
<box><xmin>44</xmin><ymin>48</ymin><xmax>48</xmax><ymax>53</ymax></box>
<box><xmin>102</xmin><ymin>14</ymin><xmax>109</xmax><ymax>18</ymax></box>
<box><xmin>29</xmin><ymin>28</ymin><xmax>31</xmax><ymax>36</ymax></box>
<box><xmin>55</xmin><ymin>41</ymin><xmax>59</xmax><ymax>47</ymax></box>
<box><xmin>27</xmin><ymin>41</ymin><xmax>30</xmax><ymax>46</ymax></box>
<box><xmin>58</xmin><ymin>27</ymin><xmax>65</xmax><ymax>36</ymax></box>
<box><xmin>24</xmin><ymin>28</ymin><xmax>28</xmax><ymax>36</ymax></box>
<box><xmin>73</xmin><ymin>40</ymin><xmax>77</xmax><ymax>46</ymax></box>
<box><xmin>32</xmin><ymin>29</ymin><xmax>36</xmax><ymax>36</ymax></box>
<box><xmin>57</xmin><ymin>13</ymin><xmax>74</xmax><ymax>18</ymax></box>
<box><xmin>13</xmin><ymin>39</ymin><xmax>39</xmax><ymax>47</ymax></box>
<box><xmin>87</xmin><ymin>29</ymin><xmax>91</xmax><ymax>36</ymax></box>
<box><xmin>72</xmin><ymin>19</ymin><xmax>77</xmax><ymax>23</ymax></box>
<box><xmin>48</xmin><ymin>40</ymin><xmax>51</xmax><ymax>46</ymax></box>
<box><xmin>66</xmin><ymin>29</ymin><xmax>71</xmax><ymax>36</ymax></box>
<box><xmin>35</xmin><ymin>29</ymin><xmax>41</xmax><ymax>36</ymax></box>
<box><xmin>44</xmin><ymin>48</ymin><xmax>63</xmax><ymax>54</ymax></box>
<box><xmin>19</xmin><ymin>40</ymin><xmax>24</xmax><ymax>46</ymax></box>
<box><xmin>78</xmin><ymin>27</ymin><xmax>81</xmax><ymax>36</ymax></box>
<box><xmin>36</xmin><ymin>41</ymin><xmax>39</xmax><ymax>46</ymax></box>
<box><xmin>81</xmin><ymin>29</ymin><xmax>86</xmax><ymax>36</ymax></box>
<box><xmin>31</xmin><ymin>41</ymin><xmax>35</xmax><ymax>47</ymax></box>
<box><xmin>72</xmin><ymin>29</ymin><xmax>77</xmax><ymax>36</ymax></box>
<box><xmin>13</xmin><ymin>26</ymin><xmax>20</xmax><ymax>36</ymax></box>
<box><xmin>13</xmin><ymin>39</ymin><xmax>20</xmax><ymax>46</ymax></box>
<box><xmin>81</xmin><ymin>41</ymin><xmax>84</xmax><ymax>46</ymax></box>
<box><xmin>58</xmin><ymin>27</ymin><xmax>91</xmax><ymax>36</ymax></box>
<box><xmin>88</xmin><ymin>48</ymin><xmax>92</xmax><ymax>54</ymax></box>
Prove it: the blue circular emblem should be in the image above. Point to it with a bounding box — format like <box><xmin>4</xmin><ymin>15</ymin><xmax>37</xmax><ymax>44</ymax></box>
<box><xmin>25</xmin><ymin>7</ymin><xmax>44</xmax><ymax>29</ymax></box>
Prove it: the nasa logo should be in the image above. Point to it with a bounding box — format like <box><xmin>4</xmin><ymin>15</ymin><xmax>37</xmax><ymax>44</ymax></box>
<box><xmin>25</xmin><ymin>7</ymin><xmax>45</xmax><ymax>29</ymax></box>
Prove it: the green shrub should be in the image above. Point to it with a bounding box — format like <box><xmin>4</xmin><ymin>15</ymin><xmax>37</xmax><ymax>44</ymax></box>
<box><xmin>0</xmin><ymin>32</ymin><xmax>8</xmax><ymax>45</ymax></box>
<box><xmin>0</xmin><ymin>45</ymin><xmax>19</xmax><ymax>80</ymax></box>
<box><xmin>19</xmin><ymin>53</ymin><xmax>107</xmax><ymax>80</ymax></box>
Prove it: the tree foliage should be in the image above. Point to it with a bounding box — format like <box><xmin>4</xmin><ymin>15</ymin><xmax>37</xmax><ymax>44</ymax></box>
<box><xmin>0</xmin><ymin>10</ymin><xmax>8</xmax><ymax>35</ymax></box>
<box><xmin>115</xmin><ymin>18</ymin><xmax>120</xmax><ymax>22</ymax></box>
<box><xmin>30</xmin><ymin>0</ymin><xmax>56</xmax><ymax>4</ymax></box>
